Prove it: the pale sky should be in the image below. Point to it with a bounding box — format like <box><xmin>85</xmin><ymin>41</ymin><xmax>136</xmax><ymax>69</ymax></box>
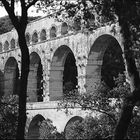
<box><xmin>0</xmin><ymin>4</ymin><xmax>46</xmax><ymax>18</ymax></box>
<box><xmin>0</xmin><ymin>7</ymin><xmax>8</xmax><ymax>17</ymax></box>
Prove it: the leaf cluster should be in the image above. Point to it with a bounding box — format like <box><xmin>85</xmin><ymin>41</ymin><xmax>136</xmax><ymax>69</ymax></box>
<box><xmin>59</xmin><ymin>73</ymin><xmax>140</xmax><ymax>139</ymax></box>
<box><xmin>0</xmin><ymin>16</ymin><xmax>14</xmax><ymax>35</ymax></box>
<box><xmin>65</xmin><ymin>115</ymin><xmax>114</xmax><ymax>139</ymax></box>
<box><xmin>0</xmin><ymin>94</ymin><xmax>19</xmax><ymax>139</ymax></box>
<box><xmin>42</xmin><ymin>0</ymin><xmax>140</xmax><ymax>54</ymax></box>
<box><xmin>58</xmin><ymin>74</ymin><xmax>128</xmax><ymax>118</ymax></box>
<box><xmin>39</xmin><ymin>118</ymin><xmax>64</xmax><ymax>139</ymax></box>
<box><xmin>0</xmin><ymin>16</ymin><xmax>40</xmax><ymax>35</ymax></box>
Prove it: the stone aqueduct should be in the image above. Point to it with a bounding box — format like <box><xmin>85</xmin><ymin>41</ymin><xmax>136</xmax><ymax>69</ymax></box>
<box><xmin>0</xmin><ymin>16</ymin><xmax>124</xmax><ymax>138</ymax></box>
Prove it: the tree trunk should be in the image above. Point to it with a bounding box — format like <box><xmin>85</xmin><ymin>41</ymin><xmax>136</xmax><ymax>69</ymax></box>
<box><xmin>114</xmin><ymin>88</ymin><xmax>140</xmax><ymax>139</ymax></box>
<box><xmin>16</xmin><ymin>30</ymin><xmax>30</xmax><ymax>139</ymax></box>
<box><xmin>114</xmin><ymin>97</ymin><xmax>134</xmax><ymax>139</ymax></box>
<box><xmin>114</xmin><ymin>13</ymin><xmax>140</xmax><ymax>139</ymax></box>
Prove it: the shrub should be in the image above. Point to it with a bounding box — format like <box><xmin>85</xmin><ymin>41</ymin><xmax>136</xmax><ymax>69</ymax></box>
<box><xmin>58</xmin><ymin>73</ymin><xmax>140</xmax><ymax>139</ymax></box>
<box><xmin>127</xmin><ymin>107</ymin><xmax>140</xmax><ymax>139</ymax></box>
<box><xmin>39</xmin><ymin>118</ymin><xmax>64</xmax><ymax>139</ymax></box>
<box><xmin>65</xmin><ymin>116</ymin><xmax>110</xmax><ymax>139</ymax></box>
<box><xmin>0</xmin><ymin>94</ymin><xmax>18</xmax><ymax>139</ymax></box>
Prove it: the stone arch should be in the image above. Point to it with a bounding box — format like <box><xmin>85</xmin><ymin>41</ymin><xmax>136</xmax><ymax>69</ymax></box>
<box><xmin>50</xmin><ymin>26</ymin><xmax>57</xmax><ymax>38</ymax></box>
<box><xmin>27</xmin><ymin>52</ymin><xmax>43</xmax><ymax>102</ymax></box>
<box><xmin>64</xmin><ymin>116</ymin><xmax>83</xmax><ymax>139</ymax></box>
<box><xmin>0</xmin><ymin>42</ymin><xmax>2</xmax><ymax>52</ymax></box>
<box><xmin>49</xmin><ymin>45</ymin><xmax>78</xmax><ymax>101</ymax></box>
<box><xmin>4</xmin><ymin>57</ymin><xmax>19</xmax><ymax>96</ymax></box>
<box><xmin>4</xmin><ymin>40</ymin><xmax>9</xmax><ymax>51</ymax></box>
<box><xmin>86</xmin><ymin>34</ymin><xmax>125</xmax><ymax>92</ymax></box>
<box><xmin>10</xmin><ymin>38</ymin><xmax>16</xmax><ymax>49</ymax></box>
<box><xmin>40</xmin><ymin>29</ymin><xmax>46</xmax><ymax>41</ymax></box>
<box><xmin>27</xmin><ymin>114</ymin><xmax>45</xmax><ymax>139</ymax></box>
<box><xmin>26</xmin><ymin>33</ymin><xmax>30</xmax><ymax>44</ymax></box>
<box><xmin>61</xmin><ymin>22</ymin><xmax>68</xmax><ymax>35</ymax></box>
<box><xmin>32</xmin><ymin>31</ymin><xmax>38</xmax><ymax>43</ymax></box>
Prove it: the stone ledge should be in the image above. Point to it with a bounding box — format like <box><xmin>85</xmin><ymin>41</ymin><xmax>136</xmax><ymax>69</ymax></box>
<box><xmin>26</xmin><ymin>101</ymin><xmax>81</xmax><ymax>110</ymax></box>
<box><xmin>26</xmin><ymin>101</ymin><xmax>58</xmax><ymax>110</ymax></box>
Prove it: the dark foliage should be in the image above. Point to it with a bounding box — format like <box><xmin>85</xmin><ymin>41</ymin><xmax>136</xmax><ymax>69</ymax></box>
<box><xmin>0</xmin><ymin>95</ymin><xmax>18</xmax><ymax>139</ymax></box>
<box><xmin>0</xmin><ymin>16</ymin><xmax>40</xmax><ymax>35</ymax></box>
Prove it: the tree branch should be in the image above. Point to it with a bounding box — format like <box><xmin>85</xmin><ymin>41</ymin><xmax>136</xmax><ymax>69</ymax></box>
<box><xmin>81</xmin><ymin>105</ymin><xmax>117</xmax><ymax>124</ymax></box>
<box><xmin>12</xmin><ymin>0</ymin><xmax>28</xmax><ymax>33</ymax></box>
<box><xmin>88</xmin><ymin>0</ymin><xmax>100</xmax><ymax>5</ymax></box>
<box><xmin>11</xmin><ymin>0</ymin><xmax>15</xmax><ymax>12</ymax></box>
<box><xmin>26</xmin><ymin>0</ymin><xmax>38</xmax><ymax>10</ymax></box>
<box><xmin>61</xmin><ymin>97</ymin><xmax>117</xmax><ymax>124</ymax></box>
<box><xmin>20</xmin><ymin>0</ymin><xmax>26</xmax><ymax>9</ymax></box>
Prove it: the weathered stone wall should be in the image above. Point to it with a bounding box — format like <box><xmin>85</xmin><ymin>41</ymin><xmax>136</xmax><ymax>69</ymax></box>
<box><xmin>25</xmin><ymin>101</ymin><xmax>99</xmax><ymax>137</ymax></box>
<box><xmin>0</xmin><ymin>16</ymin><xmax>124</xmax><ymax>137</ymax></box>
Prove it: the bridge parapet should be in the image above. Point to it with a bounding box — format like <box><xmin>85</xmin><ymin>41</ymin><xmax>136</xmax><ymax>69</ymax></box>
<box><xmin>0</xmin><ymin>16</ymin><xmax>80</xmax><ymax>54</ymax></box>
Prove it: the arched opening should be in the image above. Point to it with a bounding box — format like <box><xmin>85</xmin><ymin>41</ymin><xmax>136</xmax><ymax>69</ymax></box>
<box><xmin>49</xmin><ymin>46</ymin><xmax>77</xmax><ymax>101</ymax></box>
<box><xmin>86</xmin><ymin>34</ymin><xmax>125</xmax><ymax>92</ymax></box>
<box><xmin>26</xmin><ymin>33</ymin><xmax>30</xmax><ymax>45</ymax></box>
<box><xmin>50</xmin><ymin>26</ymin><xmax>57</xmax><ymax>38</ymax></box>
<box><xmin>64</xmin><ymin>116</ymin><xmax>83</xmax><ymax>139</ymax></box>
<box><xmin>10</xmin><ymin>38</ymin><xmax>15</xmax><ymax>49</ymax></box>
<box><xmin>63</xmin><ymin>52</ymin><xmax>78</xmax><ymax>93</ymax></box>
<box><xmin>27</xmin><ymin>52</ymin><xmax>43</xmax><ymax>102</ymax></box>
<box><xmin>32</xmin><ymin>32</ymin><xmax>38</xmax><ymax>44</ymax></box>
<box><xmin>61</xmin><ymin>22</ymin><xmax>68</xmax><ymax>35</ymax></box>
<box><xmin>27</xmin><ymin>114</ymin><xmax>45</xmax><ymax>139</ymax></box>
<box><xmin>4</xmin><ymin>41</ymin><xmax>9</xmax><ymax>51</ymax></box>
<box><xmin>4</xmin><ymin>57</ymin><xmax>19</xmax><ymax>96</ymax></box>
<box><xmin>0</xmin><ymin>70</ymin><xmax>4</xmax><ymax>98</ymax></box>
<box><xmin>40</xmin><ymin>29</ymin><xmax>46</xmax><ymax>41</ymax></box>
<box><xmin>101</xmin><ymin>39</ymin><xmax>125</xmax><ymax>88</ymax></box>
<box><xmin>0</xmin><ymin>42</ymin><xmax>2</xmax><ymax>52</ymax></box>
